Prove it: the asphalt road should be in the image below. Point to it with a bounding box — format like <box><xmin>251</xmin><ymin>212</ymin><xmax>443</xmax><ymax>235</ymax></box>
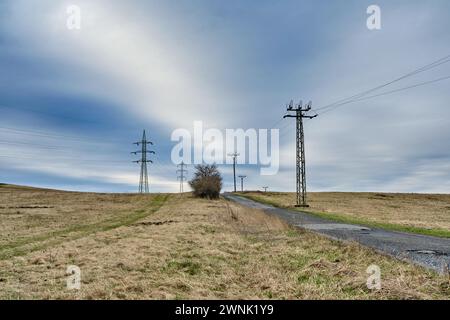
<box><xmin>224</xmin><ymin>193</ymin><xmax>450</xmax><ymax>274</ymax></box>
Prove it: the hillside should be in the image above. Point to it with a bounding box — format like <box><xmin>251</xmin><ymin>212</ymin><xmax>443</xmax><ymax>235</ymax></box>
<box><xmin>0</xmin><ymin>185</ymin><xmax>448</xmax><ymax>299</ymax></box>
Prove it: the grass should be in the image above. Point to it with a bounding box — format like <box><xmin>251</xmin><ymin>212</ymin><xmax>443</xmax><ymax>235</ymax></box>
<box><xmin>0</xmin><ymin>186</ymin><xmax>448</xmax><ymax>299</ymax></box>
<box><xmin>238</xmin><ymin>192</ymin><xmax>450</xmax><ymax>238</ymax></box>
<box><xmin>0</xmin><ymin>189</ymin><xmax>168</xmax><ymax>260</ymax></box>
<box><xmin>164</xmin><ymin>259</ymin><xmax>202</xmax><ymax>276</ymax></box>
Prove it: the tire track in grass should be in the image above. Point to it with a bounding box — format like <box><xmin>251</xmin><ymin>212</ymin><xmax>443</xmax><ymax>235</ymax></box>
<box><xmin>0</xmin><ymin>194</ymin><xmax>169</xmax><ymax>260</ymax></box>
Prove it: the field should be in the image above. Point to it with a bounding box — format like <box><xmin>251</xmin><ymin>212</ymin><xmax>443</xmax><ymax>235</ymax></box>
<box><xmin>238</xmin><ymin>192</ymin><xmax>450</xmax><ymax>238</ymax></box>
<box><xmin>0</xmin><ymin>185</ymin><xmax>448</xmax><ymax>299</ymax></box>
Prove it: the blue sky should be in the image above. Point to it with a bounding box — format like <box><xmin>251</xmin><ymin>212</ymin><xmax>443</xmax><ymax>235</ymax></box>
<box><xmin>1</xmin><ymin>0</ymin><xmax>450</xmax><ymax>193</ymax></box>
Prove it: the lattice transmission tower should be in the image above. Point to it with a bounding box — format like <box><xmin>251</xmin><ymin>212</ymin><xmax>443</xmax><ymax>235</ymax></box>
<box><xmin>132</xmin><ymin>130</ymin><xmax>155</xmax><ymax>193</ymax></box>
<box><xmin>283</xmin><ymin>100</ymin><xmax>317</xmax><ymax>207</ymax></box>
<box><xmin>177</xmin><ymin>161</ymin><xmax>188</xmax><ymax>193</ymax></box>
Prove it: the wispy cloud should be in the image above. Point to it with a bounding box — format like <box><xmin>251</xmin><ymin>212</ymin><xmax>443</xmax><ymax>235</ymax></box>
<box><xmin>1</xmin><ymin>0</ymin><xmax>449</xmax><ymax>192</ymax></box>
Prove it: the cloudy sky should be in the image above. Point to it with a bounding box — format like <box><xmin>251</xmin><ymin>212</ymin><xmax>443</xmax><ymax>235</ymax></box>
<box><xmin>1</xmin><ymin>0</ymin><xmax>449</xmax><ymax>193</ymax></box>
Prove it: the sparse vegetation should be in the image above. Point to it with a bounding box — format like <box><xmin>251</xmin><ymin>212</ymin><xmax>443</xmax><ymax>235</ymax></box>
<box><xmin>189</xmin><ymin>164</ymin><xmax>222</xmax><ymax>199</ymax></box>
<box><xmin>0</xmin><ymin>187</ymin><xmax>168</xmax><ymax>260</ymax></box>
<box><xmin>238</xmin><ymin>192</ymin><xmax>450</xmax><ymax>238</ymax></box>
<box><xmin>0</xmin><ymin>186</ymin><xmax>448</xmax><ymax>299</ymax></box>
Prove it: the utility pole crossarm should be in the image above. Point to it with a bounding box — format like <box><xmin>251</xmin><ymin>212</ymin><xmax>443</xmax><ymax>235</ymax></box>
<box><xmin>133</xmin><ymin>141</ymin><xmax>154</xmax><ymax>146</ymax></box>
<box><xmin>131</xmin><ymin>151</ymin><xmax>156</xmax><ymax>154</ymax></box>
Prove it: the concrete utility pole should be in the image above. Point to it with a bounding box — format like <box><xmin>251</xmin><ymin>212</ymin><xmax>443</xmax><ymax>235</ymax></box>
<box><xmin>228</xmin><ymin>152</ymin><xmax>240</xmax><ymax>192</ymax></box>
<box><xmin>263</xmin><ymin>186</ymin><xmax>268</xmax><ymax>193</ymax></box>
<box><xmin>132</xmin><ymin>130</ymin><xmax>155</xmax><ymax>194</ymax></box>
<box><xmin>283</xmin><ymin>100</ymin><xmax>317</xmax><ymax>207</ymax></box>
<box><xmin>177</xmin><ymin>161</ymin><xmax>188</xmax><ymax>193</ymax></box>
<box><xmin>238</xmin><ymin>175</ymin><xmax>247</xmax><ymax>192</ymax></box>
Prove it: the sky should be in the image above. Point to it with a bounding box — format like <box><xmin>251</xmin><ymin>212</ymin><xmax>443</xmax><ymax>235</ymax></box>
<box><xmin>0</xmin><ymin>0</ymin><xmax>449</xmax><ymax>193</ymax></box>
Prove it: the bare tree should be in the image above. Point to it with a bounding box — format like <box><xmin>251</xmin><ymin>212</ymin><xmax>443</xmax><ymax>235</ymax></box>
<box><xmin>189</xmin><ymin>164</ymin><xmax>223</xmax><ymax>199</ymax></box>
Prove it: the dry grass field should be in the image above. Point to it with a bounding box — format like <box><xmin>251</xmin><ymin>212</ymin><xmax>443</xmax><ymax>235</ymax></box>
<box><xmin>239</xmin><ymin>192</ymin><xmax>450</xmax><ymax>238</ymax></box>
<box><xmin>0</xmin><ymin>185</ymin><xmax>448</xmax><ymax>299</ymax></box>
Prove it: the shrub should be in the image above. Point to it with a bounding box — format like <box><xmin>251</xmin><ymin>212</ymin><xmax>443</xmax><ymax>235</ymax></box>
<box><xmin>189</xmin><ymin>164</ymin><xmax>223</xmax><ymax>199</ymax></box>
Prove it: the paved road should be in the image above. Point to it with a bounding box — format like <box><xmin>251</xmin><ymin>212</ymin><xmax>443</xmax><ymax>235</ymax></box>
<box><xmin>224</xmin><ymin>193</ymin><xmax>450</xmax><ymax>274</ymax></box>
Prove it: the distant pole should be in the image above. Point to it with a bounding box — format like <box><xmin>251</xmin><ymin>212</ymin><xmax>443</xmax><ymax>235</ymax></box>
<box><xmin>263</xmin><ymin>186</ymin><xmax>268</xmax><ymax>193</ymax></box>
<box><xmin>228</xmin><ymin>152</ymin><xmax>240</xmax><ymax>192</ymax></box>
<box><xmin>283</xmin><ymin>100</ymin><xmax>317</xmax><ymax>207</ymax></box>
<box><xmin>177</xmin><ymin>161</ymin><xmax>188</xmax><ymax>193</ymax></box>
<box><xmin>238</xmin><ymin>175</ymin><xmax>247</xmax><ymax>192</ymax></box>
<box><xmin>132</xmin><ymin>130</ymin><xmax>155</xmax><ymax>194</ymax></box>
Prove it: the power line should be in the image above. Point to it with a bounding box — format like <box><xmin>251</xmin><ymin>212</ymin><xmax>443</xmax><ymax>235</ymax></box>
<box><xmin>0</xmin><ymin>154</ymin><xmax>130</xmax><ymax>164</ymax></box>
<box><xmin>319</xmin><ymin>74</ymin><xmax>450</xmax><ymax>116</ymax></box>
<box><xmin>0</xmin><ymin>126</ymin><xmax>124</xmax><ymax>145</ymax></box>
<box><xmin>316</xmin><ymin>54</ymin><xmax>450</xmax><ymax>112</ymax></box>
<box><xmin>267</xmin><ymin>104</ymin><xmax>299</xmax><ymax>131</ymax></box>
<box><xmin>268</xmin><ymin>116</ymin><xmax>285</xmax><ymax>129</ymax></box>
<box><xmin>0</xmin><ymin>104</ymin><xmax>100</xmax><ymax>124</ymax></box>
<box><xmin>278</xmin><ymin>120</ymin><xmax>296</xmax><ymax>141</ymax></box>
<box><xmin>152</xmin><ymin>160</ymin><xmax>176</xmax><ymax>176</ymax></box>
<box><xmin>0</xmin><ymin>126</ymin><xmax>90</xmax><ymax>141</ymax></box>
<box><xmin>315</xmin><ymin>53</ymin><xmax>450</xmax><ymax>113</ymax></box>
<box><xmin>0</xmin><ymin>140</ymin><xmax>67</xmax><ymax>150</ymax></box>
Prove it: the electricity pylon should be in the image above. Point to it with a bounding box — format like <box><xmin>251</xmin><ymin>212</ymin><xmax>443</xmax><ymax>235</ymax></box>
<box><xmin>283</xmin><ymin>100</ymin><xmax>317</xmax><ymax>207</ymax></box>
<box><xmin>238</xmin><ymin>175</ymin><xmax>247</xmax><ymax>192</ymax></box>
<box><xmin>227</xmin><ymin>152</ymin><xmax>240</xmax><ymax>192</ymax></box>
<box><xmin>263</xmin><ymin>186</ymin><xmax>268</xmax><ymax>192</ymax></box>
<box><xmin>132</xmin><ymin>130</ymin><xmax>155</xmax><ymax>194</ymax></box>
<box><xmin>177</xmin><ymin>161</ymin><xmax>188</xmax><ymax>193</ymax></box>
